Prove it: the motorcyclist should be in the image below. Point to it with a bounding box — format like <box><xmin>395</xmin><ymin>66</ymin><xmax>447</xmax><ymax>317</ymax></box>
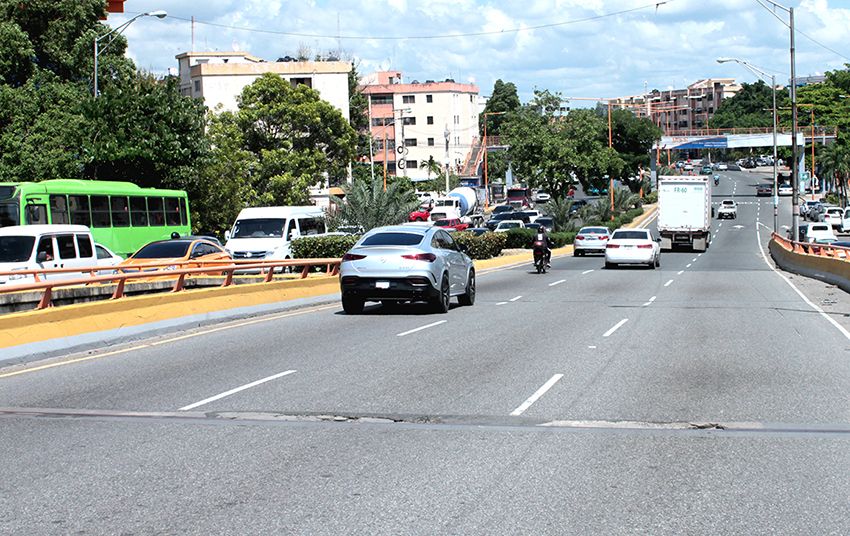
<box><xmin>714</xmin><ymin>174</ymin><xmax>720</xmax><ymax>186</ymax></box>
<box><xmin>534</xmin><ymin>227</ymin><xmax>554</xmax><ymax>267</ymax></box>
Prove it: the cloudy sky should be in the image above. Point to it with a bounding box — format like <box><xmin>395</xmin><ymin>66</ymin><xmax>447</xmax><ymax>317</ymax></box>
<box><xmin>112</xmin><ymin>0</ymin><xmax>850</xmax><ymax>104</ymax></box>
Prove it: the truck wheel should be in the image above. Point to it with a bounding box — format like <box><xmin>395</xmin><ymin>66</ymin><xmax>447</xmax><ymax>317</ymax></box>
<box><xmin>342</xmin><ymin>297</ymin><xmax>364</xmax><ymax>315</ymax></box>
<box><xmin>458</xmin><ymin>270</ymin><xmax>475</xmax><ymax>306</ymax></box>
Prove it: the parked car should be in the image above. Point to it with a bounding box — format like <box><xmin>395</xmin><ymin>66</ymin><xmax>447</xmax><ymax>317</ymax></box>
<box><xmin>604</xmin><ymin>228</ymin><xmax>660</xmax><ymax>269</ymax></box>
<box><xmin>535</xmin><ymin>216</ymin><xmax>555</xmax><ymax>233</ymax></box>
<box><xmin>701</xmin><ymin>165</ymin><xmax>713</xmax><ymax>175</ymax></box>
<box><xmin>756</xmin><ymin>183</ymin><xmax>773</xmax><ymax>197</ymax></box>
<box><xmin>494</xmin><ymin>220</ymin><xmax>525</xmax><ymax>232</ymax></box>
<box><xmin>805</xmin><ymin>223</ymin><xmax>837</xmax><ymax>243</ymax></box>
<box><xmin>717</xmin><ymin>163</ymin><xmax>728</xmax><ymax>171</ymax></box>
<box><xmin>0</xmin><ymin>224</ymin><xmax>99</xmax><ymax>284</ymax></box>
<box><xmin>717</xmin><ymin>199</ymin><xmax>738</xmax><ymax>220</ymax></box>
<box><xmin>534</xmin><ymin>191</ymin><xmax>551</xmax><ymax>203</ymax></box>
<box><xmin>434</xmin><ymin>218</ymin><xmax>469</xmax><ymax>232</ymax></box>
<box><xmin>777</xmin><ymin>184</ymin><xmax>793</xmax><ymax>196</ymax></box>
<box><xmin>338</xmin><ymin>225</ymin><xmax>475</xmax><ymax>314</ymax></box>
<box><xmin>823</xmin><ymin>207</ymin><xmax>844</xmax><ymax>229</ymax></box>
<box><xmin>408</xmin><ymin>207</ymin><xmax>432</xmax><ymax>222</ymax></box>
<box><xmin>485</xmin><ymin>212</ymin><xmax>523</xmax><ymax>231</ymax></box>
<box><xmin>119</xmin><ymin>238</ymin><xmax>231</xmax><ymax>271</ymax></box>
<box><xmin>573</xmin><ymin>226</ymin><xmax>611</xmax><ymax>256</ymax></box>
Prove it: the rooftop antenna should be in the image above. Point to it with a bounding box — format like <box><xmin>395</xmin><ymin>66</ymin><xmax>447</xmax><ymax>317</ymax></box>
<box><xmin>191</xmin><ymin>16</ymin><xmax>195</xmax><ymax>52</ymax></box>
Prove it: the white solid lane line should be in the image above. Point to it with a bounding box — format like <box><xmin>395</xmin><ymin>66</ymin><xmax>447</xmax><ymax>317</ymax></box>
<box><xmin>549</xmin><ymin>279</ymin><xmax>567</xmax><ymax>287</ymax></box>
<box><xmin>509</xmin><ymin>295</ymin><xmax>522</xmax><ymax>302</ymax></box>
<box><xmin>397</xmin><ymin>320</ymin><xmax>447</xmax><ymax>337</ymax></box>
<box><xmin>664</xmin><ymin>279</ymin><xmax>674</xmax><ymax>287</ymax></box>
<box><xmin>677</xmin><ymin>270</ymin><xmax>684</xmax><ymax>275</ymax></box>
<box><xmin>496</xmin><ymin>301</ymin><xmax>508</xmax><ymax>306</ymax></box>
<box><xmin>649</xmin><ymin>296</ymin><xmax>657</xmax><ymax>302</ymax></box>
<box><xmin>179</xmin><ymin>370</ymin><xmax>297</xmax><ymax>411</ymax></box>
<box><xmin>510</xmin><ymin>374</ymin><xmax>564</xmax><ymax>416</ymax></box>
<box><xmin>603</xmin><ymin>318</ymin><xmax>629</xmax><ymax>337</ymax></box>
<box><xmin>641</xmin><ymin>302</ymin><xmax>652</xmax><ymax>307</ymax></box>
<box><xmin>582</xmin><ymin>269</ymin><xmax>594</xmax><ymax>275</ymax></box>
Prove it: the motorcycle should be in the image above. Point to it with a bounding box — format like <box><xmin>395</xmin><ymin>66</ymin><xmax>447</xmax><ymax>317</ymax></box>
<box><xmin>714</xmin><ymin>175</ymin><xmax>720</xmax><ymax>186</ymax></box>
<box><xmin>533</xmin><ymin>241</ymin><xmax>548</xmax><ymax>274</ymax></box>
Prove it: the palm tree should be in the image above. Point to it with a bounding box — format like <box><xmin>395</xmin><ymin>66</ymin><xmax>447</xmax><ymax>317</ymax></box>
<box><xmin>611</xmin><ymin>188</ymin><xmax>641</xmax><ymax>211</ymax></box>
<box><xmin>820</xmin><ymin>144</ymin><xmax>850</xmax><ymax>206</ymax></box>
<box><xmin>419</xmin><ymin>156</ymin><xmax>443</xmax><ymax>178</ymax></box>
<box><xmin>542</xmin><ymin>197</ymin><xmax>574</xmax><ymax>231</ymax></box>
<box><xmin>327</xmin><ymin>177</ymin><xmax>421</xmax><ymax>231</ymax></box>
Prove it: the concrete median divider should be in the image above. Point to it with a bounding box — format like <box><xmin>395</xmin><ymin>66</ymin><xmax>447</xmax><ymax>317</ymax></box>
<box><xmin>769</xmin><ymin>236</ymin><xmax>850</xmax><ymax>294</ymax></box>
<box><xmin>1</xmin><ymin>204</ymin><xmax>658</xmax><ymax>363</ymax></box>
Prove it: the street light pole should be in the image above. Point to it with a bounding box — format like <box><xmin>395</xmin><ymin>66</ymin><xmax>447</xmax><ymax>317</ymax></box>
<box><xmin>93</xmin><ymin>10</ymin><xmax>167</xmax><ymax>97</ymax></box>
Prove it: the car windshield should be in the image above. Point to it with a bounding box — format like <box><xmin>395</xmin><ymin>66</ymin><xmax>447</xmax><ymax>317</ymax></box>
<box><xmin>500</xmin><ymin>222</ymin><xmax>520</xmax><ymax>229</ymax></box>
<box><xmin>582</xmin><ymin>227</ymin><xmax>608</xmax><ymax>234</ymax></box>
<box><xmin>360</xmin><ymin>232</ymin><xmax>424</xmax><ymax>246</ymax></box>
<box><xmin>0</xmin><ymin>235</ymin><xmax>34</xmax><ymax>262</ymax></box>
<box><xmin>722</xmin><ymin>201</ymin><xmax>734</xmax><ymax>206</ymax></box>
<box><xmin>232</xmin><ymin>218</ymin><xmax>286</xmax><ymax>238</ymax></box>
<box><xmin>0</xmin><ymin>202</ymin><xmax>19</xmax><ymax>228</ymax></box>
<box><xmin>612</xmin><ymin>231</ymin><xmax>649</xmax><ymax>240</ymax></box>
<box><xmin>132</xmin><ymin>241</ymin><xmax>192</xmax><ymax>259</ymax></box>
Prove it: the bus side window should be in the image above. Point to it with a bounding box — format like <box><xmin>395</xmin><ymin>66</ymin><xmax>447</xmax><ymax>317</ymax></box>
<box><xmin>68</xmin><ymin>195</ymin><xmax>91</xmax><ymax>226</ymax></box>
<box><xmin>130</xmin><ymin>197</ymin><xmax>148</xmax><ymax>226</ymax></box>
<box><xmin>165</xmin><ymin>198</ymin><xmax>181</xmax><ymax>226</ymax></box>
<box><xmin>111</xmin><ymin>196</ymin><xmax>129</xmax><ymax>227</ymax></box>
<box><xmin>50</xmin><ymin>195</ymin><xmax>69</xmax><ymax>224</ymax></box>
<box><xmin>91</xmin><ymin>196</ymin><xmax>111</xmax><ymax>228</ymax></box>
<box><xmin>148</xmin><ymin>197</ymin><xmax>165</xmax><ymax>226</ymax></box>
<box><xmin>25</xmin><ymin>204</ymin><xmax>47</xmax><ymax>225</ymax></box>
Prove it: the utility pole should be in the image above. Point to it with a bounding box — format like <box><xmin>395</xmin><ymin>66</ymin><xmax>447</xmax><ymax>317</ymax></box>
<box><xmin>790</xmin><ymin>6</ymin><xmax>800</xmax><ymax>241</ymax></box>
<box><xmin>383</xmin><ymin>132</ymin><xmax>388</xmax><ymax>192</ymax></box>
<box><xmin>444</xmin><ymin>126</ymin><xmax>450</xmax><ymax>194</ymax></box>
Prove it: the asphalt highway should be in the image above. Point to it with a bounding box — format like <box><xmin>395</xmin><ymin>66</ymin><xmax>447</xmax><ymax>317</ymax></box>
<box><xmin>2</xmin><ymin>170</ymin><xmax>849</xmax><ymax>534</ymax></box>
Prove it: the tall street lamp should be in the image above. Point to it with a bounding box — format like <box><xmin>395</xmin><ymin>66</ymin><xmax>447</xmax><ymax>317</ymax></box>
<box><xmin>756</xmin><ymin>0</ymin><xmax>800</xmax><ymax>240</ymax></box>
<box><xmin>717</xmin><ymin>57</ymin><xmax>779</xmax><ymax>232</ymax></box>
<box><xmin>94</xmin><ymin>10</ymin><xmax>167</xmax><ymax>97</ymax></box>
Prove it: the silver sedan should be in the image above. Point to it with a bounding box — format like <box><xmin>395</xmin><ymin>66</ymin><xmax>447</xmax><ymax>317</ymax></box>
<box><xmin>339</xmin><ymin>225</ymin><xmax>475</xmax><ymax>314</ymax></box>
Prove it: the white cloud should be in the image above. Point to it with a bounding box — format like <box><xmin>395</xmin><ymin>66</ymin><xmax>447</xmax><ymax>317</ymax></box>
<box><xmin>112</xmin><ymin>0</ymin><xmax>850</xmax><ymax>102</ymax></box>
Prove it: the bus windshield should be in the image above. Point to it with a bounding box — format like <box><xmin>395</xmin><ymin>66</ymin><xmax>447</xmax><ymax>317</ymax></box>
<box><xmin>0</xmin><ymin>203</ymin><xmax>19</xmax><ymax>227</ymax></box>
<box><xmin>232</xmin><ymin>219</ymin><xmax>286</xmax><ymax>239</ymax></box>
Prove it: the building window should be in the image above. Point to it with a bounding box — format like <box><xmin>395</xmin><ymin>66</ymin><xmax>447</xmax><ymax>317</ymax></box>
<box><xmin>371</xmin><ymin>117</ymin><xmax>393</xmax><ymax>126</ymax></box>
<box><xmin>406</xmin><ymin>160</ymin><xmax>418</xmax><ymax>169</ymax></box>
<box><xmin>470</xmin><ymin>95</ymin><xmax>473</xmax><ymax>102</ymax></box>
<box><xmin>402</xmin><ymin>117</ymin><xmax>416</xmax><ymax>125</ymax></box>
<box><xmin>193</xmin><ymin>80</ymin><xmax>200</xmax><ymax>93</ymax></box>
<box><xmin>291</xmin><ymin>77</ymin><xmax>312</xmax><ymax>88</ymax></box>
<box><xmin>402</xmin><ymin>95</ymin><xmax>415</xmax><ymax>104</ymax></box>
<box><xmin>427</xmin><ymin>138</ymin><xmax>435</xmax><ymax>146</ymax></box>
<box><xmin>426</xmin><ymin>94</ymin><xmax>433</xmax><ymax>103</ymax></box>
<box><xmin>453</xmin><ymin>115</ymin><xmax>460</xmax><ymax>125</ymax></box>
<box><xmin>370</xmin><ymin>95</ymin><xmax>393</xmax><ymax>105</ymax></box>
<box><xmin>404</xmin><ymin>138</ymin><xmax>417</xmax><ymax>147</ymax></box>
<box><xmin>374</xmin><ymin>139</ymin><xmax>396</xmax><ymax>151</ymax></box>
<box><xmin>386</xmin><ymin>162</ymin><xmax>396</xmax><ymax>174</ymax></box>
<box><xmin>427</xmin><ymin>116</ymin><xmax>434</xmax><ymax>125</ymax></box>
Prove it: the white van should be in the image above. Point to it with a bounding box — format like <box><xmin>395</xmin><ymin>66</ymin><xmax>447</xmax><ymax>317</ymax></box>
<box><xmin>224</xmin><ymin>206</ymin><xmax>326</xmax><ymax>261</ymax></box>
<box><xmin>0</xmin><ymin>225</ymin><xmax>98</xmax><ymax>284</ymax></box>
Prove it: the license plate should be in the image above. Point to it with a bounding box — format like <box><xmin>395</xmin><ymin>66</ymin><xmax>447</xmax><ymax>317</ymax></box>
<box><xmin>375</xmin><ymin>281</ymin><xmax>390</xmax><ymax>289</ymax></box>
<box><xmin>623</xmin><ymin>245</ymin><xmax>634</xmax><ymax>248</ymax></box>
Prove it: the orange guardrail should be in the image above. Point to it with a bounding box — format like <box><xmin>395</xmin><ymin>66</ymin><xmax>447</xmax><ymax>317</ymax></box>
<box><xmin>771</xmin><ymin>232</ymin><xmax>850</xmax><ymax>259</ymax></box>
<box><xmin>0</xmin><ymin>258</ymin><xmax>341</xmax><ymax>310</ymax></box>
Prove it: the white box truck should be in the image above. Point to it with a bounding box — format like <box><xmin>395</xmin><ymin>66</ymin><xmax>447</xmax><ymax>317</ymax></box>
<box><xmin>657</xmin><ymin>176</ymin><xmax>711</xmax><ymax>252</ymax></box>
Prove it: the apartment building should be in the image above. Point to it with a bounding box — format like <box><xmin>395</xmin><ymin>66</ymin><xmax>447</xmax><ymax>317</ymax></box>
<box><xmin>175</xmin><ymin>51</ymin><xmax>351</xmax><ymax>120</ymax></box>
<box><xmin>612</xmin><ymin>79</ymin><xmax>741</xmax><ymax>134</ymax></box>
<box><xmin>361</xmin><ymin>71</ymin><xmax>479</xmax><ymax>180</ymax></box>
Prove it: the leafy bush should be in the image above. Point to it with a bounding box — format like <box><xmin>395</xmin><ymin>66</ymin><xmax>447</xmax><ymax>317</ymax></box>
<box><xmin>454</xmin><ymin>232</ymin><xmax>506</xmax><ymax>259</ymax></box>
<box><xmin>645</xmin><ymin>191</ymin><xmax>658</xmax><ymax>204</ymax></box>
<box><xmin>291</xmin><ymin>234</ymin><xmax>360</xmax><ymax>259</ymax></box>
<box><xmin>550</xmin><ymin>232</ymin><xmax>576</xmax><ymax>247</ymax></box>
<box><xmin>504</xmin><ymin>228</ymin><xmax>537</xmax><ymax>249</ymax></box>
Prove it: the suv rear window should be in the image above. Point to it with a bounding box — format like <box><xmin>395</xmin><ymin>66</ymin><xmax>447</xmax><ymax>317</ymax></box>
<box><xmin>360</xmin><ymin>232</ymin><xmax>424</xmax><ymax>246</ymax></box>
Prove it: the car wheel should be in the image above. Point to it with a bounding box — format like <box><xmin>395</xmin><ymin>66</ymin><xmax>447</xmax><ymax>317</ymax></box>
<box><xmin>342</xmin><ymin>296</ymin><xmax>364</xmax><ymax>315</ymax></box>
<box><xmin>458</xmin><ymin>269</ymin><xmax>475</xmax><ymax>306</ymax></box>
<box><xmin>655</xmin><ymin>254</ymin><xmax>661</xmax><ymax>267</ymax></box>
<box><xmin>605</xmin><ymin>261</ymin><xmax>615</xmax><ymax>269</ymax></box>
<box><xmin>573</xmin><ymin>249</ymin><xmax>579</xmax><ymax>257</ymax></box>
<box><xmin>432</xmin><ymin>274</ymin><xmax>450</xmax><ymax>313</ymax></box>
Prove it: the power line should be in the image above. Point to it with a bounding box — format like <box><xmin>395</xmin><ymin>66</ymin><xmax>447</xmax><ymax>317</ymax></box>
<box><xmin>161</xmin><ymin>2</ymin><xmax>675</xmax><ymax>41</ymax></box>
<box><xmin>753</xmin><ymin>0</ymin><xmax>850</xmax><ymax>63</ymax></box>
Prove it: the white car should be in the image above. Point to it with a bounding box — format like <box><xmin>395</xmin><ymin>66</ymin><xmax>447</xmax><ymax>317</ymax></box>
<box><xmin>494</xmin><ymin>220</ymin><xmax>525</xmax><ymax>232</ymax></box>
<box><xmin>94</xmin><ymin>243</ymin><xmax>123</xmax><ymax>274</ymax></box>
<box><xmin>605</xmin><ymin>228</ymin><xmax>660</xmax><ymax>269</ymax></box>
<box><xmin>805</xmin><ymin>223</ymin><xmax>837</xmax><ymax>244</ymax></box>
<box><xmin>778</xmin><ymin>184</ymin><xmax>793</xmax><ymax>196</ymax></box>
<box><xmin>840</xmin><ymin>208</ymin><xmax>850</xmax><ymax>233</ymax></box>
<box><xmin>823</xmin><ymin>207</ymin><xmax>844</xmax><ymax>229</ymax></box>
<box><xmin>717</xmin><ymin>199</ymin><xmax>737</xmax><ymax>220</ymax></box>
<box><xmin>573</xmin><ymin>226</ymin><xmax>611</xmax><ymax>256</ymax></box>
<box><xmin>534</xmin><ymin>191</ymin><xmax>551</xmax><ymax>203</ymax></box>
<box><xmin>717</xmin><ymin>163</ymin><xmax>728</xmax><ymax>171</ymax></box>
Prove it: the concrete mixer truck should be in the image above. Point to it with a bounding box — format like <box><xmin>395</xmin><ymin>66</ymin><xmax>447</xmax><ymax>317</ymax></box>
<box><xmin>428</xmin><ymin>187</ymin><xmax>485</xmax><ymax>227</ymax></box>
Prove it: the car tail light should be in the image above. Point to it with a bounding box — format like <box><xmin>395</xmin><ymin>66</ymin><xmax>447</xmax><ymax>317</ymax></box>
<box><xmin>637</xmin><ymin>244</ymin><xmax>653</xmax><ymax>249</ymax></box>
<box><xmin>606</xmin><ymin>244</ymin><xmax>620</xmax><ymax>249</ymax></box>
<box><xmin>576</xmin><ymin>235</ymin><xmax>585</xmax><ymax>240</ymax></box>
<box><xmin>342</xmin><ymin>253</ymin><xmax>366</xmax><ymax>262</ymax></box>
<box><xmin>341</xmin><ymin>276</ymin><xmax>359</xmax><ymax>285</ymax></box>
<box><xmin>402</xmin><ymin>253</ymin><xmax>437</xmax><ymax>262</ymax></box>
<box><xmin>600</xmin><ymin>236</ymin><xmax>609</xmax><ymax>240</ymax></box>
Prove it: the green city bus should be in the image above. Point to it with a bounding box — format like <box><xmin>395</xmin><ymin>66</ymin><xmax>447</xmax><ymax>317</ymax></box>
<box><xmin>0</xmin><ymin>180</ymin><xmax>192</xmax><ymax>257</ymax></box>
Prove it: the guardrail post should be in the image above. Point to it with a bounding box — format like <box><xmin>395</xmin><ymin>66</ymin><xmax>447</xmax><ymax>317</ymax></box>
<box><xmin>111</xmin><ymin>278</ymin><xmax>126</xmax><ymax>299</ymax></box>
<box><xmin>37</xmin><ymin>287</ymin><xmax>52</xmax><ymax>310</ymax></box>
<box><xmin>221</xmin><ymin>269</ymin><xmax>233</xmax><ymax>287</ymax></box>
<box><xmin>330</xmin><ymin>263</ymin><xmax>339</xmax><ymax>276</ymax></box>
<box><xmin>300</xmin><ymin>264</ymin><xmax>310</xmax><ymax>279</ymax></box>
<box><xmin>264</xmin><ymin>266</ymin><xmax>275</xmax><ymax>283</ymax></box>
<box><xmin>172</xmin><ymin>273</ymin><xmax>186</xmax><ymax>292</ymax></box>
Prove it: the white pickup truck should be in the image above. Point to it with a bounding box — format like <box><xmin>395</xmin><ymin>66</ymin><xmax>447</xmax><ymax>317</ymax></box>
<box><xmin>717</xmin><ymin>199</ymin><xmax>737</xmax><ymax>220</ymax></box>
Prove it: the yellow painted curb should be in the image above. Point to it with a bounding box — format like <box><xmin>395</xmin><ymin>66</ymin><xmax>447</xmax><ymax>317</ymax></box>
<box><xmin>0</xmin><ymin>276</ymin><xmax>340</xmax><ymax>350</ymax></box>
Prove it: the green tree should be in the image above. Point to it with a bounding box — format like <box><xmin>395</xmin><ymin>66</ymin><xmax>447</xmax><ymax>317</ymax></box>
<box><xmin>542</xmin><ymin>197</ymin><xmax>575</xmax><ymax>231</ymax></box>
<box><xmin>709</xmin><ymin>80</ymin><xmax>785</xmax><ymax>129</ymax></box>
<box><xmin>327</xmin><ymin>177</ymin><xmax>420</xmax><ymax>231</ymax></box>
<box><xmin>819</xmin><ymin>143</ymin><xmax>850</xmax><ymax>204</ymax></box>
<box><xmin>479</xmin><ymin>79</ymin><xmax>520</xmax><ymax>136</ymax></box>
<box><xmin>348</xmin><ymin>62</ymin><xmax>370</xmax><ymax>158</ymax></box>
<box><xmin>607</xmin><ymin>108</ymin><xmax>662</xmax><ymax>178</ymax></box>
